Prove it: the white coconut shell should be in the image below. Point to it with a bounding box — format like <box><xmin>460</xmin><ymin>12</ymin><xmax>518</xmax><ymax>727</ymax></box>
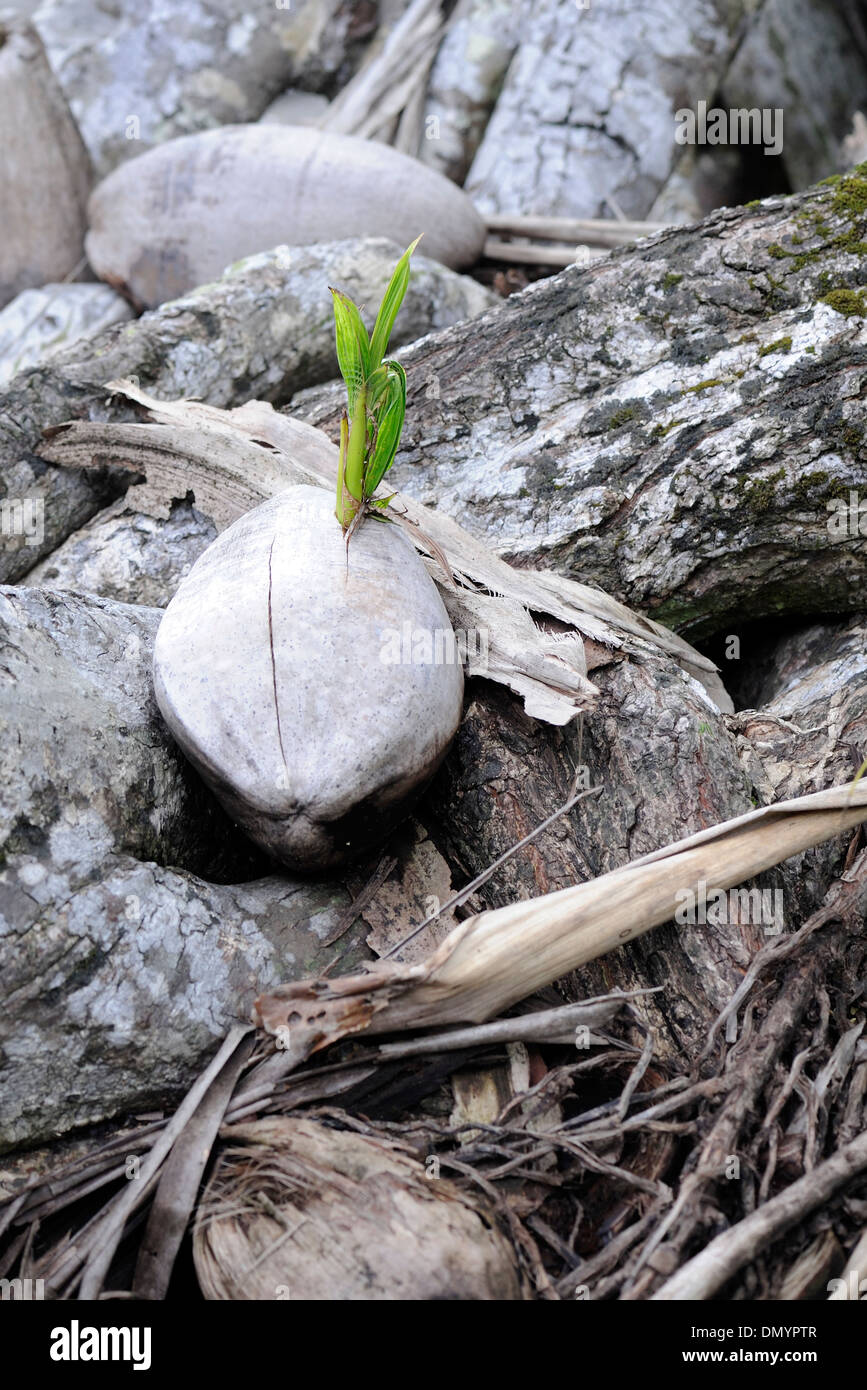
<box><xmin>0</xmin><ymin>16</ymin><xmax>91</xmax><ymax>308</ymax></box>
<box><xmin>153</xmin><ymin>486</ymin><xmax>464</xmax><ymax>871</ymax></box>
<box><xmin>85</xmin><ymin>124</ymin><xmax>487</xmax><ymax>307</ymax></box>
<box><xmin>194</xmin><ymin>1116</ymin><xmax>525</xmax><ymax>1300</ymax></box>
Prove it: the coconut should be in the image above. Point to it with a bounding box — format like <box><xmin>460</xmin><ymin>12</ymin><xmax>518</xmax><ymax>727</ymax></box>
<box><xmin>0</xmin><ymin>16</ymin><xmax>91</xmax><ymax>309</ymax></box>
<box><xmin>153</xmin><ymin>485</ymin><xmax>464</xmax><ymax>872</ymax></box>
<box><xmin>193</xmin><ymin>1116</ymin><xmax>525</xmax><ymax>1300</ymax></box>
<box><xmin>85</xmin><ymin>124</ymin><xmax>487</xmax><ymax>307</ymax></box>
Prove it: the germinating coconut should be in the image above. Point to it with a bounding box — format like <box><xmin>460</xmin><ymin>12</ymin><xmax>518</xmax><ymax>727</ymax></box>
<box><xmin>153</xmin><ymin>486</ymin><xmax>464</xmax><ymax>872</ymax></box>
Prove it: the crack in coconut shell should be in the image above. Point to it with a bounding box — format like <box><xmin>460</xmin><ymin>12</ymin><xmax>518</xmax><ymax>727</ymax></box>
<box><xmin>153</xmin><ymin>485</ymin><xmax>465</xmax><ymax>871</ymax></box>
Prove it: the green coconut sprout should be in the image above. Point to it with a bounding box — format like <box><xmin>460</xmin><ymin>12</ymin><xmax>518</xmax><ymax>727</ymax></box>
<box><xmin>331</xmin><ymin>236</ymin><xmax>421</xmax><ymax>534</ymax></box>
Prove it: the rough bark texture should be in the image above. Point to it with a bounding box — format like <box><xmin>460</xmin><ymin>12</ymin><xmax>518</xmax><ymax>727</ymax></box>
<box><xmin>33</xmin><ymin>0</ymin><xmax>378</xmax><ymax>176</ymax></box>
<box><xmin>0</xmin><ymin>283</ymin><xmax>133</xmax><ymax>388</ymax></box>
<box><xmin>296</xmin><ymin>174</ymin><xmax>867</xmax><ymax>641</ymax></box>
<box><xmin>423</xmin><ymin>665</ymin><xmax>760</xmax><ymax>1061</ymax></box>
<box><xmin>0</xmin><ymin>238</ymin><xmax>494</xmax><ymax>585</ymax></box>
<box><xmin>418</xmin><ymin>603</ymin><xmax>866</xmax><ymax>1061</ymax></box>
<box><xmin>463</xmin><ymin>0</ymin><xmax>746</xmax><ymax>219</ymax></box>
<box><xmin>729</xmin><ymin>612</ymin><xmax>867</xmax><ymax>916</ymax></box>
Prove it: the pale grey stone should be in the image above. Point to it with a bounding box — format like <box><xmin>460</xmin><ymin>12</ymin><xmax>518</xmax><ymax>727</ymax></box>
<box><xmin>416</xmin><ymin>0</ymin><xmax>524</xmax><ymax>184</ymax></box>
<box><xmin>0</xmin><ymin>585</ymin><xmax>263</xmax><ymax>879</ymax></box>
<box><xmin>0</xmin><ymin>853</ymin><xmax>365</xmax><ymax>1150</ymax></box>
<box><xmin>259</xmin><ymin>87</ymin><xmax>330</xmax><ymax>126</ymax></box>
<box><xmin>23</xmin><ymin>497</ymin><xmax>217</xmax><ymax>607</ymax></box>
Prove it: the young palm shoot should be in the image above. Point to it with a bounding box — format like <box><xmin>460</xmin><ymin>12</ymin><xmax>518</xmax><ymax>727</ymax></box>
<box><xmin>331</xmin><ymin>236</ymin><xmax>420</xmax><ymax>537</ymax></box>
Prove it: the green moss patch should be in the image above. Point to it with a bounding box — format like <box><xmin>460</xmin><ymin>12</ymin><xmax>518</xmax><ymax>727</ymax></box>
<box><xmin>758</xmin><ymin>336</ymin><xmax>793</xmax><ymax>357</ymax></box>
<box><xmin>683</xmin><ymin>378</ymin><xmax>724</xmax><ymax>394</ymax></box>
<box><xmin>820</xmin><ymin>287</ymin><xmax>867</xmax><ymax>317</ymax></box>
<box><xmin>607</xmin><ymin>404</ymin><xmax>638</xmax><ymax>429</ymax></box>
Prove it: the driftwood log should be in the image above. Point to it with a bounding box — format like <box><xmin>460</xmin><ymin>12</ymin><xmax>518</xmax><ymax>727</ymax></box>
<box><xmin>298</xmin><ymin>170</ymin><xmax>867</xmax><ymax>640</ymax></box>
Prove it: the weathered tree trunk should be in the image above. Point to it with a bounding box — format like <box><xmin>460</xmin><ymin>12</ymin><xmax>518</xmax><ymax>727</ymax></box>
<box><xmin>422</xmin><ymin>653</ymin><xmax>864</xmax><ymax>1062</ymax></box>
<box><xmin>462</xmin><ymin>0</ymin><xmax>747</xmax><ymax>220</ymax></box>
<box><xmin>298</xmin><ymin>173</ymin><xmax>867</xmax><ymax>640</ymax></box>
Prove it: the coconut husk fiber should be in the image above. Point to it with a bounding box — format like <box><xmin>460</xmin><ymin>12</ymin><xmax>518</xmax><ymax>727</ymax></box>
<box><xmin>193</xmin><ymin>1115</ymin><xmax>526</xmax><ymax>1301</ymax></box>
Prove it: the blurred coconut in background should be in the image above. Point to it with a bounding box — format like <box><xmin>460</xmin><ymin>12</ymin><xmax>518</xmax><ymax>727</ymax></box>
<box><xmin>85</xmin><ymin>124</ymin><xmax>487</xmax><ymax>306</ymax></box>
<box><xmin>193</xmin><ymin>1116</ymin><xmax>526</xmax><ymax>1300</ymax></box>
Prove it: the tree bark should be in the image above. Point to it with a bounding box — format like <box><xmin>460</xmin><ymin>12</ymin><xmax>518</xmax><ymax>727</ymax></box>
<box><xmin>297</xmin><ymin>174</ymin><xmax>867</xmax><ymax>641</ymax></box>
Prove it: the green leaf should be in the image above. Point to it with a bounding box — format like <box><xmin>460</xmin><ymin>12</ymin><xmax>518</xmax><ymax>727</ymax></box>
<box><xmin>364</xmin><ymin>361</ymin><xmax>406</xmax><ymax>495</ymax></box>
<box><xmin>364</xmin><ymin>361</ymin><xmax>392</xmax><ymax>410</ymax></box>
<box><xmin>331</xmin><ymin>289</ymin><xmax>370</xmax><ymax>414</ymax></box>
<box><xmin>368</xmin><ymin>236</ymin><xmax>422</xmax><ymax>372</ymax></box>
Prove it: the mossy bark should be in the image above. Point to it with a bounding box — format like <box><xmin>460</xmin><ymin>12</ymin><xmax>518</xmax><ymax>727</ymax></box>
<box><xmin>299</xmin><ymin>171</ymin><xmax>867</xmax><ymax>643</ymax></box>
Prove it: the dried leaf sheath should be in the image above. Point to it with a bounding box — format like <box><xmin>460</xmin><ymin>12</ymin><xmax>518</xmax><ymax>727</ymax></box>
<box><xmin>37</xmin><ymin>382</ymin><xmax>729</xmax><ymax>723</ymax></box>
<box><xmin>254</xmin><ymin>784</ymin><xmax>867</xmax><ymax>1053</ymax></box>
